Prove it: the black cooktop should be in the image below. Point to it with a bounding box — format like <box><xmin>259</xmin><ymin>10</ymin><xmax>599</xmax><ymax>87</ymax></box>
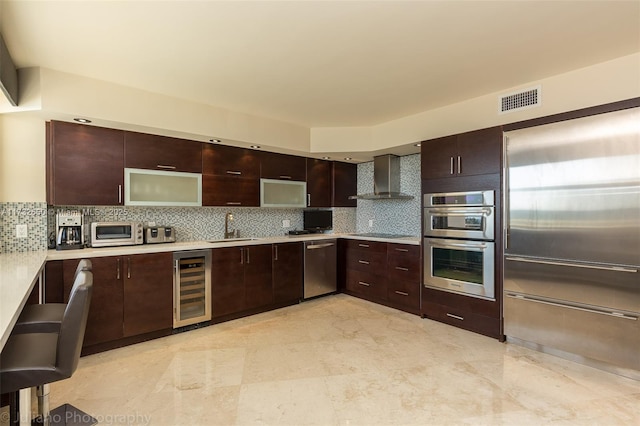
<box><xmin>351</xmin><ymin>233</ymin><xmax>413</xmax><ymax>239</ymax></box>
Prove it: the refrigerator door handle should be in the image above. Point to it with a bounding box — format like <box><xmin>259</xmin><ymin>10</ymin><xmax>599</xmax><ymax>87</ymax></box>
<box><xmin>505</xmin><ymin>256</ymin><xmax>638</xmax><ymax>273</ymax></box>
<box><xmin>505</xmin><ymin>292</ymin><xmax>638</xmax><ymax>320</ymax></box>
<box><xmin>503</xmin><ymin>135</ymin><xmax>510</xmax><ymax>250</ymax></box>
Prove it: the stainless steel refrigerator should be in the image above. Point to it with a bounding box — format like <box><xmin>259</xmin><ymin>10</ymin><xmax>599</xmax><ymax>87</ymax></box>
<box><xmin>503</xmin><ymin>106</ymin><xmax>640</xmax><ymax>379</ymax></box>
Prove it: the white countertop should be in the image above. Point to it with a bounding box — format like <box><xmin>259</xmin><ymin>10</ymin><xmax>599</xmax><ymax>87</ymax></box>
<box><xmin>0</xmin><ymin>251</ymin><xmax>47</xmax><ymax>350</ymax></box>
<box><xmin>47</xmin><ymin>233</ymin><xmax>420</xmax><ymax>260</ymax></box>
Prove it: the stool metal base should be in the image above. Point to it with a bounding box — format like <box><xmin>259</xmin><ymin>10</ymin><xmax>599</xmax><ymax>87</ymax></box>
<box><xmin>34</xmin><ymin>404</ymin><xmax>97</xmax><ymax>426</ymax></box>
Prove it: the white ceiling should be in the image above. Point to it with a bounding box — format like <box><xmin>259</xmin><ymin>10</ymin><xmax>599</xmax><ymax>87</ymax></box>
<box><xmin>1</xmin><ymin>1</ymin><xmax>639</xmax><ymax>128</ymax></box>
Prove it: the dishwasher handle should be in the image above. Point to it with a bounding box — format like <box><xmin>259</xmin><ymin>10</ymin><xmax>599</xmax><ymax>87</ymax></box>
<box><xmin>306</xmin><ymin>242</ymin><xmax>335</xmax><ymax>250</ymax></box>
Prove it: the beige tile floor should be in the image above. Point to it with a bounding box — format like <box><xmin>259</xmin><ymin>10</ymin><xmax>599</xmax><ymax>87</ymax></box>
<box><xmin>45</xmin><ymin>294</ymin><xmax>639</xmax><ymax>425</ymax></box>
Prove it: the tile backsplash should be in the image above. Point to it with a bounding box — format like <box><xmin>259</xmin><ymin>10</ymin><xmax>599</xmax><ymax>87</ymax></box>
<box><xmin>44</xmin><ymin>205</ymin><xmax>356</xmax><ymax>247</ymax></box>
<box><xmin>355</xmin><ymin>153</ymin><xmax>421</xmax><ymax>236</ymax></box>
<box><xmin>0</xmin><ymin>202</ymin><xmax>49</xmax><ymax>253</ymax></box>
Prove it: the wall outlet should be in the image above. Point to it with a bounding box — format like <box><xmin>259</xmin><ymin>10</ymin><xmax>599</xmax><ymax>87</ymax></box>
<box><xmin>368</xmin><ymin>219</ymin><xmax>374</xmax><ymax>228</ymax></box>
<box><xmin>16</xmin><ymin>224</ymin><xmax>28</xmax><ymax>239</ymax></box>
<box><xmin>282</xmin><ymin>219</ymin><xmax>291</xmax><ymax>228</ymax></box>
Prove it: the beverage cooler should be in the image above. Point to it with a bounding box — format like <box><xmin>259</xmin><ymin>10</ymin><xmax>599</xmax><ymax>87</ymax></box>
<box><xmin>173</xmin><ymin>250</ymin><xmax>212</xmax><ymax>328</ymax></box>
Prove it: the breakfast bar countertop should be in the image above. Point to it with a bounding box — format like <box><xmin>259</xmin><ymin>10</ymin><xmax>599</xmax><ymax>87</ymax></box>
<box><xmin>0</xmin><ymin>250</ymin><xmax>47</xmax><ymax>350</ymax></box>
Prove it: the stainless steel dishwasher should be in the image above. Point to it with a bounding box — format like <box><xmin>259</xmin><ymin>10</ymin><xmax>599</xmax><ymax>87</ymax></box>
<box><xmin>304</xmin><ymin>239</ymin><xmax>337</xmax><ymax>299</ymax></box>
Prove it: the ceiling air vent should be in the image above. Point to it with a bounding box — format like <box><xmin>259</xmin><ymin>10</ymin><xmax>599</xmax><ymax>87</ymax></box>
<box><xmin>498</xmin><ymin>85</ymin><xmax>541</xmax><ymax>114</ymax></box>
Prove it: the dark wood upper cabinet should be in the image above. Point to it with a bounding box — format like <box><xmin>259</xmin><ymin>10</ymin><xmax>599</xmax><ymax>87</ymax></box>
<box><xmin>306</xmin><ymin>158</ymin><xmax>332</xmax><ymax>207</ymax></box>
<box><xmin>202</xmin><ymin>144</ymin><xmax>261</xmax><ymax>178</ymax></box>
<box><xmin>332</xmin><ymin>161</ymin><xmax>357</xmax><ymax>207</ymax></box>
<box><xmin>47</xmin><ymin>120</ymin><xmax>124</xmax><ymax>206</ymax></box>
<box><xmin>202</xmin><ymin>175</ymin><xmax>260</xmax><ymax>207</ymax></box>
<box><xmin>421</xmin><ymin>126</ymin><xmax>502</xmax><ymax>180</ymax></box>
<box><xmin>124</xmin><ymin>131</ymin><xmax>202</xmax><ymax>173</ymax></box>
<box><xmin>260</xmin><ymin>151</ymin><xmax>307</xmax><ymax>181</ymax></box>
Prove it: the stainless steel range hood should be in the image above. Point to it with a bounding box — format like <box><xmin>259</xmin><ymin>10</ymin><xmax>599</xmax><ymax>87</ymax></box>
<box><xmin>349</xmin><ymin>154</ymin><xmax>414</xmax><ymax>200</ymax></box>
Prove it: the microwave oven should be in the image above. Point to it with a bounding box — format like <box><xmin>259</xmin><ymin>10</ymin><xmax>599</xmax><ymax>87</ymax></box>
<box><xmin>90</xmin><ymin>222</ymin><xmax>144</xmax><ymax>247</ymax></box>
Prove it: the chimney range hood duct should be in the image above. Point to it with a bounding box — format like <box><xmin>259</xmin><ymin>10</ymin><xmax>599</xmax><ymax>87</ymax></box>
<box><xmin>349</xmin><ymin>154</ymin><xmax>414</xmax><ymax>200</ymax></box>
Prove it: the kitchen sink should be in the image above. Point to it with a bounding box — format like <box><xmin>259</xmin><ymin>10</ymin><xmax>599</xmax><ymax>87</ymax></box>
<box><xmin>207</xmin><ymin>238</ymin><xmax>259</xmax><ymax>244</ymax></box>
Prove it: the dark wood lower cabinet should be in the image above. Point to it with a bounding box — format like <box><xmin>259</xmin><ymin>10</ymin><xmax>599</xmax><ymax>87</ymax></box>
<box><xmin>244</xmin><ymin>245</ymin><xmax>273</xmax><ymax>310</ymax></box>
<box><xmin>343</xmin><ymin>240</ymin><xmax>421</xmax><ymax>314</ymax></box>
<box><xmin>64</xmin><ymin>256</ymin><xmax>124</xmax><ymax>347</ymax></box>
<box><xmin>61</xmin><ymin>253</ymin><xmax>173</xmax><ymax>351</ymax></box>
<box><xmin>272</xmin><ymin>242</ymin><xmax>303</xmax><ymax>304</ymax></box>
<box><xmin>211</xmin><ymin>247</ymin><xmax>246</xmax><ymax>318</ymax></box>
<box><xmin>123</xmin><ymin>253</ymin><xmax>173</xmax><ymax>337</ymax></box>
<box><xmin>421</xmin><ymin>287</ymin><xmax>502</xmax><ymax>340</ymax></box>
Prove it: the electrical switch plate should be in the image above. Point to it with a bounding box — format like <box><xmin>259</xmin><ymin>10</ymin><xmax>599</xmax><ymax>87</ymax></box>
<box><xmin>368</xmin><ymin>219</ymin><xmax>374</xmax><ymax>227</ymax></box>
<box><xmin>282</xmin><ymin>219</ymin><xmax>291</xmax><ymax>228</ymax></box>
<box><xmin>16</xmin><ymin>224</ymin><xmax>28</xmax><ymax>239</ymax></box>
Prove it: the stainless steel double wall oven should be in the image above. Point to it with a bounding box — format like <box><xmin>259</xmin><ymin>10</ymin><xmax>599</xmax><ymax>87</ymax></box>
<box><xmin>423</xmin><ymin>190</ymin><xmax>496</xmax><ymax>300</ymax></box>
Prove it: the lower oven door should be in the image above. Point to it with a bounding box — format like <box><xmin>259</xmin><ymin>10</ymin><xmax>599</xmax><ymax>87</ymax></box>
<box><xmin>423</xmin><ymin>238</ymin><xmax>495</xmax><ymax>300</ymax></box>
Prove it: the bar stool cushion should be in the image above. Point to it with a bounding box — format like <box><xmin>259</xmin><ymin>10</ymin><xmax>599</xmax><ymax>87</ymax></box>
<box><xmin>0</xmin><ymin>333</ymin><xmax>59</xmax><ymax>393</ymax></box>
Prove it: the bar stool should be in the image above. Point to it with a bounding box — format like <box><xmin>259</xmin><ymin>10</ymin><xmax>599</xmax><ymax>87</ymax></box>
<box><xmin>12</xmin><ymin>259</ymin><xmax>92</xmax><ymax>335</ymax></box>
<box><xmin>0</xmin><ymin>271</ymin><xmax>95</xmax><ymax>426</ymax></box>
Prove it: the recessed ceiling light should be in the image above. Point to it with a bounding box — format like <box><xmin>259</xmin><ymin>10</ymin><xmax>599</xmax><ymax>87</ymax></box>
<box><xmin>209</xmin><ymin>138</ymin><xmax>221</xmax><ymax>143</ymax></box>
<box><xmin>250</xmin><ymin>145</ymin><xmax>260</xmax><ymax>149</ymax></box>
<box><xmin>414</xmin><ymin>143</ymin><xmax>421</xmax><ymax>147</ymax></box>
<box><xmin>73</xmin><ymin>118</ymin><xmax>92</xmax><ymax>123</ymax></box>
<box><xmin>322</xmin><ymin>156</ymin><xmax>330</xmax><ymax>160</ymax></box>
<box><xmin>344</xmin><ymin>157</ymin><xmax>352</xmax><ymax>161</ymax></box>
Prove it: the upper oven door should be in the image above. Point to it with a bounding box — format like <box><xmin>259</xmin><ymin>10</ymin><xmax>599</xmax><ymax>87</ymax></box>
<box><xmin>424</xmin><ymin>206</ymin><xmax>494</xmax><ymax>240</ymax></box>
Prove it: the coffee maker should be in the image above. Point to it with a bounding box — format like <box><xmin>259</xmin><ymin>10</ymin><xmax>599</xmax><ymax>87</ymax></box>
<box><xmin>56</xmin><ymin>211</ymin><xmax>85</xmax><ymax>250</ymax></box>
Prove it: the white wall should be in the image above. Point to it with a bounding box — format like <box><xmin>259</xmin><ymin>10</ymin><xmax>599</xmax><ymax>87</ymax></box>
<box><xmin>311</xmin><ymin>53</ymin><xmax>640</xmax><ymax>152</ymax></box>
<box><xmin>0</xmin><ymin>113</ymin><xmax>46</xmax><ymax>202</ymax></box>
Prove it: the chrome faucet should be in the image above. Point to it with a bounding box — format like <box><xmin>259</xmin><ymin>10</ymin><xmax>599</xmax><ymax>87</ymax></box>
<box><xmin>224</xmin><ymin>212</ymin><xmax>238</xmax><ymax>239</ymax></box>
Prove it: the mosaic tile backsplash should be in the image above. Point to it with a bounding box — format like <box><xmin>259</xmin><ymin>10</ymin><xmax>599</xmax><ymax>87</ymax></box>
<box><xmin>0</xmin><ymin>202</ymin><xmax>49</xmax><ymax>252</ymax></box>
<box><xmin>45</xmin><ymin>206</ymin><xmax>356</xmax><ymax>247</ymax></box>
<box><xmin>355</xmin><ymin>154</ymin><xmax>421</xmax><ymax>237</ymax></box>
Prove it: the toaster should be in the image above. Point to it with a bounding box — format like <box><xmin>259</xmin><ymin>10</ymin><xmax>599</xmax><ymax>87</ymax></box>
<box><xmin>144</xmin><ymin>226</ymin><xmax>176</xmax><ymax>244</ymax></box>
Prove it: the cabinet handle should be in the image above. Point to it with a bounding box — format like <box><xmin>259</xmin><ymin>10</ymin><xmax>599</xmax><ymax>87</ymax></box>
<box><xmin>116</xmin><ymin>258</ymin><xmax>121</xmax><ymax>280</ymax></box>
<box><xmin>226</xmin><ymin>202</ymin><xmax>241</xmax><ymax>205</ymax></box>
<box><xmin>118</xmin><ymin>184</ymin><xmax>122</xmax><ymax>204</ymax></box>
<box><xmin>240</xmin><ymin>248</ymin><xmax>244</xmax><ymax>264</ymax></box>
<box><xmin>358</xmin><ymin>260</ymin><xmax>370</xmax><ymax>265</ymax></box>
<box><xmin>457</xmin><ymin>156</ymin><xmax>461</xmax><ymax>174</ymax></box>
<box><xmin>446</xmin><ymin>313</ymin><xmax>464</xmax><ymax>321</ymax></box>
<box><xmin>395</xmin><ymin>266</ymin><xmax>409</xmax><ymax>271</ymax></box>
<box><xmin>450</xmin><ymin>157</ymin><xmax>454</xmax><ymax>175</ymax></box>
<box><xmin>157</xmin><ymin>164</ymin><xmax>176</xmax><ymax>170</ymax></box>
<box><xmin>307</xmin><ymin>194</ymin><xmax>311</xmax><ymax>207</ymax></box>
<box><xmin>395</xmin><ymin>248</ymin><xmax>409</xmax><ymax>252</ymax></box>
<box><xmin>279</xmin><ymin>175</ymin><xmax>292</xmax><ymax>180</ymax></box>
<box><xmin>246</xmin><ymin>247</ymin><xmax>250</xmax><ymax>264</ymax></box>
<box><xmin>274</xmin><ymin>245</ymin><xmax>278</xmax><ymax>261</ymax></box>
<box><xmin>358</xmin><ymin>281</ymin><xmax>371</xmax><ymax>287</ymax></box>
<box><xmin>127</xmin><ymin>257</ymin><xmax>131</xmax><ymax>279</ymax></box>
<box><xmin>395</xmin><ymin>291</ymin><xmax>409</xmax><ymax>296</ymax></box>
<box><xmin>358</xmin><ymin>243</ymin><xmax>369</xmax><ymax>248</ymax></box>
<box><xmin>226</xmin><ymin>170</ymin><xmax>242</xmax><ymax>175</ymax></box>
